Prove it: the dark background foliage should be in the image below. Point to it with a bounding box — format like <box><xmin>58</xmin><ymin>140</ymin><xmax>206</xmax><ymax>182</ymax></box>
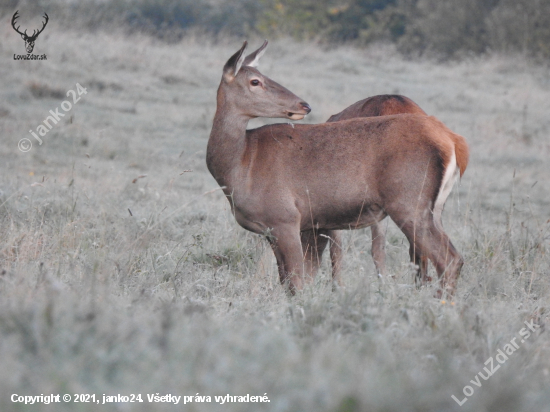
<box><xmin>2</xmin><ymin>0</ymin><xmax>549</xmax><ymax>60</ymax></box>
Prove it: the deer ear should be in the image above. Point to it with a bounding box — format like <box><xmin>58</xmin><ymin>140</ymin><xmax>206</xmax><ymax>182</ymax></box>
<box><xmin>21</xmin><ymin>34</ymin><xmax>25</xmax><ymax>39</ymax></box>
<box><xmin>243</xmin><ymin>40</ymin><xmax>268</xmax><ymax>68</ymax></box>
<box><xmin>223</xmin><ymin>41</ymin><xmax>247</xmax><ymax>83</ymax></box>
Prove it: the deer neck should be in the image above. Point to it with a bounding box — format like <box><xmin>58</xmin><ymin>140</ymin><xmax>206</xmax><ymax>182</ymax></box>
<box><xmin>206</xmin><ymin>90</ymin><xmax>251</xmax><ymax>189</ymax></box>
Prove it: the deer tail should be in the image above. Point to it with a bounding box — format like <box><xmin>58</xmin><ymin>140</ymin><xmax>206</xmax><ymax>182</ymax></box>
<box><xmin>450</xmin><ymin>133</ymin><xmax>469</xmax><ymax>177</ymax></box>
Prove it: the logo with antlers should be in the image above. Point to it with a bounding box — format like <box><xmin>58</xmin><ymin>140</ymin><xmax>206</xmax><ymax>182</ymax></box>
<box><xmin>11</xmin><ymin>10</ymin><xmax>49</xmax><ymax>54</ymax></box>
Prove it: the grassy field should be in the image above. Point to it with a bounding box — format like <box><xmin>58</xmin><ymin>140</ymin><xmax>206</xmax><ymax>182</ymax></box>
<box><xmin>0</xmin><ymin>22</ymin><xmax>549</xmax><ymax>412</ymax></box>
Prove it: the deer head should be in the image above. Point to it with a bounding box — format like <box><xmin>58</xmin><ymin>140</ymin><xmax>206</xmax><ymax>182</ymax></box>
<box><xmin>11</xmin><ymin>11</ymin><xmax>49</xmax><ymax>54</ymax></box>
<box><xmin>220</xmin><ymin>41</ymin><xmax>312</xmax><ymax>121</ymax></box>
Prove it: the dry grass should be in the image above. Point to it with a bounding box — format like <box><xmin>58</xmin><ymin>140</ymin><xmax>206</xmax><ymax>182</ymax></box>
<box><xmin>0</xmin><ymin>24</ymin><xmax>549</xmax><ymax>412</ymax></box>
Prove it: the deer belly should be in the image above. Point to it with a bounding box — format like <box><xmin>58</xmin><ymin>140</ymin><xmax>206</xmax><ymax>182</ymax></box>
<box><xmin>300</xmin><ymin>202</ymin><xmax>386</xmax><ymax>231</ymax></box>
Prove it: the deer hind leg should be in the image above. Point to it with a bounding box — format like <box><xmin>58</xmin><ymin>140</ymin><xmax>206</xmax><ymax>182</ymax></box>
<box><xmin>370</xmin><ymin>221</ymin><xmax>387</xmax><ymax>277</ymax></box>
<box><xmin>432</xmin><ymin>236</ymin><xmax>463</xmax><ymax>298</ymax></box>
<box><xmin>410</xmin><ymin>245</ymin><xmax>431</xmax><ymax>287</ymax></box>
<box><xmin>392</xmin><ymin>215</ymin><xmax>463</xmax><ymax>297</ymax></box>
<box><xmin>267</xmin><ymin>225</ymin><xmax>307</xmax><ymax>294</ymax></box>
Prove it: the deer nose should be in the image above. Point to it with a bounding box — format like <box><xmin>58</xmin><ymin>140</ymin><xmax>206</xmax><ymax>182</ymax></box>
<box><xmin>300</xmin><ymin>102</ymin><xmax>312</xmax><ymax>114</ymax></box>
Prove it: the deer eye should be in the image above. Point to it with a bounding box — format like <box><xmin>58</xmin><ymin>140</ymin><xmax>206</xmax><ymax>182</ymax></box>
<box><xmin>250</xmin><ymin>79</ymin><xmax>260</xmax><ymax>86</ymax></box>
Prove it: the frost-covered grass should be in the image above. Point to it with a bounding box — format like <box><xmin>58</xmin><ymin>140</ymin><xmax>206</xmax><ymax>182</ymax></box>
<box><xmin>0</xmin><ymin>25</ymin><xmax>549</xmax><ymax>412</ymax></box>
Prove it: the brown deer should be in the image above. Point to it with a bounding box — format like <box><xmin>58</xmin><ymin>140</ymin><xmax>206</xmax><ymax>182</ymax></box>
<box><xmin>320</xmin><ymin>96</ymin><xmax>469</xmax><ymax>286</ymax></box>
<box><xmin>11</xmin><ymin>11</ymin><xmax>49</xmax><ymax>54</ymax></box>
<box><xmin>321</xmin><ymin>96</ymin><xmax>428</xmax><ymax>285</ymax></box>
<box><xmin>206</xmin><ymin>41</ymin><xmax>468</xmax><ymax>297</ymax></box>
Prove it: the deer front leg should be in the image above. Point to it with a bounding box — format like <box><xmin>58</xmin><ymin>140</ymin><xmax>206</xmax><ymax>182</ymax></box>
<box><xmin>267</xmin><ymin>225</ymin><xmax>307</xmax><ymax>294</ymax></box>
<box><xmin>398</xmin><ymin>219</ymin><xmax>463</xmax><ymax>298</ymax></box>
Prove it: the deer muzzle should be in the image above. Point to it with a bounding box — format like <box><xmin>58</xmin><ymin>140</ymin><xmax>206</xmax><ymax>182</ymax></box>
<box><xmin>287</xmin><ymin>102</ymin><xmax>312</xmax><ymax>120</ymax></box>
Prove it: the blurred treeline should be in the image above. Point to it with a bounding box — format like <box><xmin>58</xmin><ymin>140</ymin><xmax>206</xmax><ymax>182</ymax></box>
<box><xmin>3</xmin><ymin>0</ymin><xmax>550</xmax><ymax>60</ymax></box>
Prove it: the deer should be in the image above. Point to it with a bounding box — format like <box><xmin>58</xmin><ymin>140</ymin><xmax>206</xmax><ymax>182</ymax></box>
<box><xmin>320</xmin><ymin>95</ymin><xmax>428</xmax><ymax>285</ymax></box>
<box><xmin>206</xmin><ymin>41</ymin><xmax>469</xmax><ymax>297</ymax></box>
<box><xmin>313</xmin><ymin>95</ymin><xmax>468</xmax><ymax>287</ymax></box>
<box><xmin>11</xmin><ymin>11</ymin><xmax>49</xmax><ymax>54</ymax></box>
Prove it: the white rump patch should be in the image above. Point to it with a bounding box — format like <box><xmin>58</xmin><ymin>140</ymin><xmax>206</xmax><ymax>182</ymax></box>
<box><xmin>433</xmin><ymin>150</ymin><xmax>459</xmax><ymax>230</ymax></box>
